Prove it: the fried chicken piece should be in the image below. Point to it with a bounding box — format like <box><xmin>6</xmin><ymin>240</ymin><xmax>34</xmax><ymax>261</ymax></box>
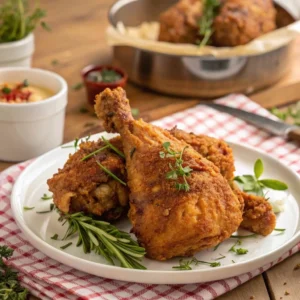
<box><xmin>95</xmin><ymin>87</ymin><xmax>243</xmax><ymax>261</ymax></box>
<box><xmin>158</xmin><ymin>0</ymin><xmax>203</xmax><ymax>44</ymax></box>
<box><xmin>212</xmin><ymin>0</ymin><xmax>276</xmax><ymax>47</ymax></box>
<box><xmin>240</xmin><ymin>192</ymin><xmax>276</xmax><ymax>236</ymax></box>
<box><xmin>170</xmin><ymin>127</ymin><xmax>235</xmax><ymax>181</ymax></box>
<box><xmin>170</xmin><ymin>127</ymin><xmax>276</xmax><ymax>235</ymax></box>
<box><xmin>47</xmin><ymin>138</ymin><xmax>129</xmax><ymax>220</ymax></box>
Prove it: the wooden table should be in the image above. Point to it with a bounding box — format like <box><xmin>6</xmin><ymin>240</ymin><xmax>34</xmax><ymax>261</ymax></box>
<box><xmin>1</xmin><ymin>0</ymin><xmax>300</xmax><ymax>299</ymax></box>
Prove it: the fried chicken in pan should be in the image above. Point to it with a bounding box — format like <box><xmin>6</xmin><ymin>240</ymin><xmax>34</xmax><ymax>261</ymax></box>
<box><xmin>212</xmin><ymin>0</ymin><xmax>276</xmax><ymax>47</ymax></box>
<box><xmin>158</xmin><ymin>0</ymin><xmax>203</xmax><ymax>44</ymax></box>
<box><xmin>47</xmin><ymin>138</ymin><xmax>129</xmax><ymax>220</ymax></box>
<box><xmin>170</xmin><ymin>127</ymin><xmax>276</xmax><ymax>236</ymax></box>
<box><xmin>95</xmin><ymin>87</ymin><xmax>243</xmax><ymax>261</ymax></box>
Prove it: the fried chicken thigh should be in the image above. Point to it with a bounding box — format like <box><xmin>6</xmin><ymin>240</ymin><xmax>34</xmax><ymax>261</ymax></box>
<box><xmin>48</xmin><ymin>138</ymin><xmax>129</xmax><ymax>220</ymax></box>
<box><xmin>95</xmin><ymin>88</ymin><xmax>243</xmax><ymax>260</ymax></box>
<box><xmin>170</xmin><ymin>128</ymin><xmax>276</xmax><ymax>236</ymax></box>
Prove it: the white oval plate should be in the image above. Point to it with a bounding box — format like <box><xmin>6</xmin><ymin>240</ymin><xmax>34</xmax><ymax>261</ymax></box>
<box><xmin>11</xmin><ymin>133</ymin><xmax>300</xmax><ymax>284</ymax></box>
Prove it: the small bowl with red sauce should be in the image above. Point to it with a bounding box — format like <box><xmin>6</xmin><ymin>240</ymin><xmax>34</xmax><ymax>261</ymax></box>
<box><xmin>0</xmin><ymin>68</ymin><xmax>68</xmax><ymax>162</ymax></box>
<box><xmin>81</xmin><ymin>65</ymin><xmax>127</xmax><ymax>106</ymax></box>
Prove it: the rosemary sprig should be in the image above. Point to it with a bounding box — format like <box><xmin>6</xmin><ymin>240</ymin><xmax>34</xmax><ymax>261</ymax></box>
<box><xmin>81</xmin><ymin>145</ymin><xmax>109</xmax><ymax>161</ymax></box>
<box><xmin>96</xmin><ymin>160</ymin><xmax>127</xmax><ymax>186</ymax></box>
<box><xmin>101</xmin><ymin>136</ymin><xmax>125</xmax><ymax>158</ymax></box>
<box><xmin>230</xmin><ymin>234</ymin><xmax>257</xmax><ymax>239</ymax></box>
<box><xmin>197</xmin><ymin>0</ymin><xmax>220</xmax><ymax>46</ymax></box>
<box><xmin>160</xmin><ymin>142</ymin><xmax>193</xmax><ymax>192</ymax></box>
<box><xmin>234</xmin><ymin>159</ymin><xmax>288</xmax><ymax>197</ymax></box>
<box><xmin>173</xmin><ymin>257</ymin><xmax>221</xmax><ymax>270</ymax></box>
<box><xmin>58</xmin><ymin>211</ymin><xmax>146</xmax><ymax>269</ymax></box>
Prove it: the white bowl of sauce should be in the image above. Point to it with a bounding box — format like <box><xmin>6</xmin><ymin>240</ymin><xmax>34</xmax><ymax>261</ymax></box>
<box><xmin>0</xmin><ymin>68</ymin><xmax>68</xmax><ymax>162</ymax></box>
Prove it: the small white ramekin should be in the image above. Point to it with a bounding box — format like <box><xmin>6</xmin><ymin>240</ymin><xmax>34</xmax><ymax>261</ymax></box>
<box><xmin>0</xmin><ymin>68</ymin><xmax>68</xmax><ymax>162</ymax></box>
<box><xmin>0</xmin><ymin>34</ymin><xmax>34</xmax><ymax>67</ymax></box>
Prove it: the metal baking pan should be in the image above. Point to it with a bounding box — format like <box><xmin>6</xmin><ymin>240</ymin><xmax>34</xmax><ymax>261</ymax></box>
<box><xmin>108</xmin><ymin>0</ymin><xmax>296</xmax><ymax>98</ymax></box>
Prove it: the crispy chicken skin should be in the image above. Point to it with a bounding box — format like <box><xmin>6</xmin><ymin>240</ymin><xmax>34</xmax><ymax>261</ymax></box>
<box><xmin>158</xmin><ymin>0</ymin><xmax>203</xmax><ymax>44</ymax></box>
<box><xmin>170</xmin><ymin>128</ymin><xmax>276</xmax><ymax>235</ymax></box>
<box><xmin>212</xmin><ymin>0</ymin><xmax>276</xmax><ymax>47</ymax></box>
<box><xmin>47</xmin><ymin>138</ymin><xmax>129</xmax><ymax>220</ymax></box>
<box><xmin>170</xmin><ymin>127</ymin><xmax>235</xmax><ymax>181</ymax></box>
<box><xmin>95</xmin><ymin>87</ymin><xmax>243</xmax><ymax>261</ymax></box>
<box><xmin>240</xmin><ymin>192</ymin><xmax>276</xmax><ymax>236</ymax></box>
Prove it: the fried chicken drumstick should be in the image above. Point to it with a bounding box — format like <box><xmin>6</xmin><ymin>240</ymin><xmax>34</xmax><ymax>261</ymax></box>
<box><xmin>170</xmin><ymin>128</ymin><xmax>276</xmax><ymax>236</ymax></box>
<box><xmin>95</xmin><ymin>87</ymin><xmax>243</xmax><ymax>260</ymax></box>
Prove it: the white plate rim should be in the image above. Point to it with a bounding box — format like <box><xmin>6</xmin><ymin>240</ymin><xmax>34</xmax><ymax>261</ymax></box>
<box><xmin>10</xmin><ymin>133</ymin><xmax>300</xmax><ymax>284</ymax></box>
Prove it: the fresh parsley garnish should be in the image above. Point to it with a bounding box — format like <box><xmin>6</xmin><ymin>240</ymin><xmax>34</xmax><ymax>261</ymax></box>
<box><xmin>23</xmin><ymin>206</ymin><xmax>34</xmax><ymax>211</ymax></box>
<box><xmin>229</xmin><ymin>240</ymin><xmax>248</xmax><ymax>255</ymax></box>
<box><xmin>41</xmin><ymin>193</ymin><xmax>52</xmax><ymax>201</ymax></box>
<box><xmin>72</xmin><ymin>82</ymin><xmax>83</xmax><ymax>91</ymax></box>
<box><xmin>58</xmin><ymin>211</ymin><xmax>146</xmax><ymax>269</ymax></box>
<box><xmin>234</xmin><ymin>159</ymin><xmax>288</xmax><ymax>197</ymax></box>
<box><xmin>2</xmin><ymin>87</ymin><xmax>11</xmax><ymax>94</ymax></box>
<box><xmin>197</xmin><ymin>0</ymin><xmax>220</xmax><ymax>46</ymax></box>
<box><xmin>270</xmin><ymin>102</ymin><xmax>300</xmax><ymax>126</ymax></box>
<box><xmin>0</xmin><ymin>245</ymin><xmax>28</xmax><ymax>299</ymax></box>
<box><xmin>51</xmin><ymin>234</ymin><xmax>59</xmax><ymax>240</ymax></box>
<box><xmin>160</xmin><ymin>142</ymin><xmax>193</xmax><ymax>192</ymax></box>
<box><xmin>173</xmin><ymin>257</ymin><xmax>221</xmax><ymax>270</ymax></box>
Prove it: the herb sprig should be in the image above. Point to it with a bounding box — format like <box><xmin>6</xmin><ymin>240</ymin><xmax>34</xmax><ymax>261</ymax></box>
<box><xmin>229</xmin><ymin>240</ymin><xmax>248</xmax><ymax>255</ymax></box>
<box><xmin>234</xmin><ymin>159</ymin><xmax>288</xmax><ymax>197</ymax></box>
<box><xmin>173</xmin><ymin>257</ymin><xmax>220</xmax><ymax>270</ymax></box>
<box><xmin>0</xmin><ymin>0</ymin><xmax>49</xmax><ymax>43</ymax></box>
<box><xmin>270</xmin><ymin>102</ymin><xmax>300</xmax><ymax>125</ymax></box>
<box><xmin>197</xmin><ymin>0</ymin><xmax>220</xmax><ymax>46</ymax></box>
<box><xmin>160</xmin><ymin>142</ymin><xmax>193</xmax><ymax>192</ymax></box>
<box><xmin>0</xmin><ymin>245</ymin><xmax>28</xmax><ymax>299</ymax></box>
<box><xmin>58</xmin><ymin>211</ymin><xmax>146</xmax><ymax>269</ymax></box>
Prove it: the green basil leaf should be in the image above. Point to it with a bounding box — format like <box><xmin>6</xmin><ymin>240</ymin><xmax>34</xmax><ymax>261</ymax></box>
<box><xmin>254</xmin><ymin>159</ymin><xmax>264</xmax><ymax>179</ymax></box>
<box><xmin>259</xmin><ymin>179</ymin><xmax>288</xmax><ymax>191</ymax></box>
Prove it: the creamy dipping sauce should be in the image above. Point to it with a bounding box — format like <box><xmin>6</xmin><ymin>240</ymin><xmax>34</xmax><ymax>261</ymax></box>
<box><xmin>0</xmin><ymin>80</ymin><xmax>54</xmax><ymax>103</ymax></box>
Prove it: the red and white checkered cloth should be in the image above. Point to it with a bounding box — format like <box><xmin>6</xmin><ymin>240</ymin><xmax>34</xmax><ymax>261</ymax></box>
<box><xmin>0</xmin><ymin>94</ymin><xmax>300</xmax><ymax>300</ymax></box>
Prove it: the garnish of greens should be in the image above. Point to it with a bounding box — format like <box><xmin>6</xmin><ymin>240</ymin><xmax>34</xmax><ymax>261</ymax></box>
<box><xmin>0</xmin><ymin>0</ymin><xmax>49</xmax><ymax>43</ymax></box>
<box><xmin>36</xmin><ymin>203</ymin><xmax>54</xmax><ymax>214</ymax></box>
<box><xmin>57</xmin><ymin>211</ymin><xmax>146</xmax><ymax>269</ymax></box>
<box><xmin>41</xmin><ymin>193</ymin><xmax>52</xmax><ymax>201</ymax></box>
<box><xmin>72</xmin><ymin>82</ymin><xmax>83</xmax><ymax>91</ymax></box>
<box><xmin>270</xmin><ymin>102</ymin><xmax>300</xmax><ymax>125</ymax></box>
<box><xmin>229</xmin><ymin>240</ymin><xmax>248</xmax><ymax>255</ymax></box>
<box><xmin>87</xmin><ymin>69</ymin><xmax>122</xmax><ymax>83</ymax></box>
<box><xmin>96</xmin><ymin>160</ymin><xmax>127</xmax><ymax>186</ymax></box>
<box><xmin>234</xmin><ymin>159</ymin><xmax>288</xmax><ymax>197</ymax></box>
<box><xmin>0</xmin><ymin>245</ymin><xmax>28</xmax><ymax>299</ymax></box>
<box><xmin>173</xmin><ymin>257</ymin><xmax>220</xmax><ymax>270</ymax></box>
<box><xmin>197</xmin><ymin>0</ymin><xmax>220</xmax><ymax>46</ymax></box>
<box><xmin>160</xmin><ymin>142</ymin><xmax>193</xmax><ymax>192</ymax></box>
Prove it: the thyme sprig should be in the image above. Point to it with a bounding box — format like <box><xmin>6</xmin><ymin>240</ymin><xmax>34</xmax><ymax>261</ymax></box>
<box><xmin>197</xmin><ymin>0</ymin><xmax>220</xmax><ymax>46</ymax></box>
<box><xmin>160</xmin><ymin>142</ymin><xmax>193</xmax><ymax>192</ymax></box>
<box><xmin>58</xmin><ymin>211</ymin><xmax>146</xmax><ymax>269</ymax></box>
<box><xmin>173</xmin><ymin>257</ymin><xmax>221</xmax><ymax>270</ymax></box>
<box><xmin>234</xmin><ymin>159</ymin><xmax>288</xmax><ymax>197</ymax></box>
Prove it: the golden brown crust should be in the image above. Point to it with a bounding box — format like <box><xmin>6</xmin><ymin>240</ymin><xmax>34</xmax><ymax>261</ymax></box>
<box><xmin>158</xmin><ymin>0</ymin><xmax>203</xmax><ymax>44</ymax></box>
<box><xmin>95</xmin><ymin>88</ymin><xmax>243</xmax><ymax>261</ymax></box>
<box><xmin>213</xmin><ymin>0</ymin><xmax>276</xmax><ymax>47</ymax></box>
<box><xmin>47</xmin><ymin>137</ymin><xmax>129</xmax><ymax>219</ymax></box>
<box><xmin>240</xmin><ymin>191</ymin><xmax>276</xmax><ymax>236</ymax></box>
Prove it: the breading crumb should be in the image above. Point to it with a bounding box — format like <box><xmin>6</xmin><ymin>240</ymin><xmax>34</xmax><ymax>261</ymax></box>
<box><xmin>294</xmin><ymin>264</ymin><xmax>300</xmax><ymax>270</ymax></box>
<box><xmin>284</xmin><ymin>291</ymin><xmax>290</xmax><ymax>296</ymax></box>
